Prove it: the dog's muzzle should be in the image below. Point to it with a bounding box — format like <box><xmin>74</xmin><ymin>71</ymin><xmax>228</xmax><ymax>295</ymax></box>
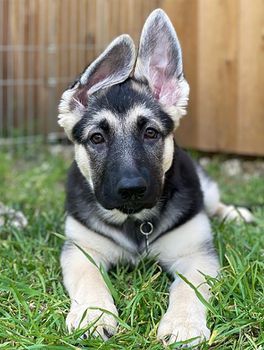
<box><xmin>115</xmin><ymin>176</ymin><xmax>148</xmax><ymax>213</ymax></box>
<box><xmin>98</xmin><ymin>169</ymin><xmax>160</xmax><ymax>214</ymax></box>
<box><xmin>117</xmin><ymin>176</ymin><xmax>147</xmax><ymax>201</ymax></box>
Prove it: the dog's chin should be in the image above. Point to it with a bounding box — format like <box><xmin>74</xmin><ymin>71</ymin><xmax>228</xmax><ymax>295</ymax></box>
<box><xmin>100</xmin><ymin>202</ymin><xmax>155</xmax><ymax>215</ymax></box>
<box><xmin>97</xmin><ymin>194</ymin><xmax>158</xmax><ymax>215</ymax></box>
<box><xmin>116</xmin><ymin>202</ymin><xmax>156</xmax><ymax>215</ymax></box>
<box><xmin>117</xmin><ymin>205</ymin><xmax>143</xmax><ymax>215</ymax></box>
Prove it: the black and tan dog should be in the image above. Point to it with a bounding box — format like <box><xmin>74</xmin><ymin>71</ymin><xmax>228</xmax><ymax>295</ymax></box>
<box><xmin>58</xmin><ymin>9</ymin><xmax>252</xmax><ymax>347</ymax></box>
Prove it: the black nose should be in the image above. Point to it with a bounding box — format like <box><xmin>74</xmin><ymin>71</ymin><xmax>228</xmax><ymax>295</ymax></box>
<box><xmin>117</xmin><ymin>177</ymin><xmax>147</xmax><ymax>201</ymax></box>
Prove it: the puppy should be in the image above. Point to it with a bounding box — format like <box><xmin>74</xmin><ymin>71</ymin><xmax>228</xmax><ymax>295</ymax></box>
<box><xmin>58</xmin><ymin>9</ymin><xmax>252</xmax><ymax>346</ymax></box>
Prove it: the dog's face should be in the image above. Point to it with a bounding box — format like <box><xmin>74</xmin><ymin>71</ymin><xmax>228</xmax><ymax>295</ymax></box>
<box><xmin>71</xmin><ymin>80</ymin><xmax>175</xmax><ymax>214</ymax></box>
<box><xmin>58</xmin><ymin>10</ymin><xmax>189</xmax><ymax>214</ymax></box>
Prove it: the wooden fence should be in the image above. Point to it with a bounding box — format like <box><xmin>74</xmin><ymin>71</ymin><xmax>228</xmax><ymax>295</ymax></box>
<box><xmin>0</xmin><ymin>0</ymin><xmax>263</xmax><ymax>155</ymax></box>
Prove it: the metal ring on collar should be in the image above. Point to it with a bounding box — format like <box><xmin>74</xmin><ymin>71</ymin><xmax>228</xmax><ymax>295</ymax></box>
<box><xmin>139</xmin><ymin>221</ymin><xmax>154</xmax><ymax>236</ymax></box>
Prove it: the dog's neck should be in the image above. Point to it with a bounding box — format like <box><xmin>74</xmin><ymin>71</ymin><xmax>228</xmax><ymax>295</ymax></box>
<box><xmin>66</xmin><ymin>146</ymin><xmax>203</xmax><ymax>252</ymax></box>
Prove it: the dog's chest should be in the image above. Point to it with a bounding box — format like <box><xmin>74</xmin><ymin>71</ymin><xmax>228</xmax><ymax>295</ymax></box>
<box><xmin>122</xmin><ymin>218</ymin><xmax>150</xmax><ymax>253</ymax></box>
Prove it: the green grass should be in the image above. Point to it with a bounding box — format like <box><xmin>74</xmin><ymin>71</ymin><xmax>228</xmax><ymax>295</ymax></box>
<box><xmin>0</xmin><ymin>147</ymin><xmax>263</xmax><ymax>349</ymax></box>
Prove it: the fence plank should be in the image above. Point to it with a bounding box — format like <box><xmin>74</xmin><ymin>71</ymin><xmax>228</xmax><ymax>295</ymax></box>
<box><xmin>237</xmin><ymin>0</ymin><xmax>264</xmax><ymax>155</ymax></box>
<box><xmin>195</xmin><ymin>0</ymin><xmax>239</xmax><ymax>152</ymax></box>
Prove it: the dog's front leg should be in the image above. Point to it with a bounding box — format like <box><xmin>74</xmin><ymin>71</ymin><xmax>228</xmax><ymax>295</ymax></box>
<box><xmin>157</xmin><ymin>253</ymin><xmax>219</xmax><ymax>347</ymax></box>
<box><xmin>154</xmin><ymin>214</ymin><xmax>219</xmax><ymax>347</ymax></box>
<box><xmin>61</xmin><ymin>243</ymin><xmax>118</xmax><ymax>340</ymax></box>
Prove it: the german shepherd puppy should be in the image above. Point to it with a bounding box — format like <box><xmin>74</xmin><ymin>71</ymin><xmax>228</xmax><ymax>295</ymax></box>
<box><xmin>58</xmin><ymin>9</ymin><xmax>252</xmax><ymax>347</ymax></box>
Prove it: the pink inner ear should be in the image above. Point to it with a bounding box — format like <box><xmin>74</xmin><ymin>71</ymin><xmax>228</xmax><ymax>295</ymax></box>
<box><xmin>87</xmin><ymin>61</ymin><xmax>113</xmax><ymax>92</ymax></box>
<box><xmin>159</xmin><ymin>77</ymin><xmax>182</xmax><ymax>106</ymax></box>
<box><xmin>151</xmin><ymin>68</ymin><xmax>163</xmax><ymax>99</ymax></box>
<box><xmin>149</xmin><ymin>64</ymin><xmax>181</xmax><ymax>107</ymax></box>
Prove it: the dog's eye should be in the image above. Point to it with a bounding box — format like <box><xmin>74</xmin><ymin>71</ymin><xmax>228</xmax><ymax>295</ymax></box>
<box><xmin>90</xmin><ymin>133</ymin><xmax>105</xmax><ymax>144</ymax></box>
<box><xmin>144</xmin><ymin>127</ymin><xmax>158</xmax><ymax>139</ymax></box>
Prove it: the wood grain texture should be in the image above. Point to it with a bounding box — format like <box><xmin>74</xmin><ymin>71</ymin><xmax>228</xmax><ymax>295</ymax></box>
<box><xmin>196</xmin><ymin>0</ymin><xmax>240</xmax><ymax>152</ymax></box>
<box><xmin>237</xmin><ymin>0</ymin><xmax>264</xmax><ymax>155</ymax></box>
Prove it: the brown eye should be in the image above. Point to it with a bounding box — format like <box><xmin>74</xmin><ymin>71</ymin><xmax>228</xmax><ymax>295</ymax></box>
<box><xmin>90</xmin><ymin>133</ymin><xmax>105</xmax><ymax>144</ymax></box>
<box><xmin>144</xmin><ymin>127</ymin><xmax>158</xmax><ymax>139</ymax></box>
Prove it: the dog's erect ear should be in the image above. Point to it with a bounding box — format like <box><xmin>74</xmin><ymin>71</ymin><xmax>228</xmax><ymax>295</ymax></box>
<box><xmin>58</xmin><ymin>34</ymin><xmax>136</xmax><ymax>139</ymax></box>
<box><xmin>78</xmin><ymin>34</ymin><xmax>136</xmax><ymax>96</ymax></box>
<box><xmin>134</xmin><ymin>9</ymin><xmax>189</xmax><ymax>125</ymax></box>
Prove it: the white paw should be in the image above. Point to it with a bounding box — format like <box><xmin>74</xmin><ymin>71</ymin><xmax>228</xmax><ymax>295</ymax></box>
<box><xmin>66</xmin><ymin>299</ymin><xmax>118</xmax><ymax>340</ymax></box>
<box><xmin>157</xmin><ymin>312</ymin><xmax>210</xmax><ymax>348</ymax></box>
<box><xmin>219</xmin><ymin>205</ymin><xmax>253</xmax><ymax>223</ymax></box>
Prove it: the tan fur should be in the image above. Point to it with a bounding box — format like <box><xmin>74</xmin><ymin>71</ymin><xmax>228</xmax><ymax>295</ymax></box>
<box><xmin>197</xmin><ymin>168</ymin><xmax>253</xmax><ymax>222</ymax></box>
<box><xmin>153</xmin><ymin>213</ymin><xmax>219</xmax><ymax>346</ymax></box>
<box><xmin>215</xmin><ymin>203</ymin><xmax>253</xmax><ymax>223</ymax></box>
<box><xmin>131</xmin><ymin>80</ymin><xmax>148</xmax><ymax>94</ymax></box>
<box><xmin>61</xmin><ymin>245</ymin><xmax>118</xmax><ymax>339</ymax></box>
<box><xmin>74</xmin><ymin>144</ymin><xmax>93</xmax><ymax>189</ymax></box>
<box><xmin>80</xmin><ymin>109</ymin><xmax>118</xmax><ymax>141</ymax></box>
<box><xmin>61</xmin><ymin>216</ymin><xmax>133</xmax><ymax>339</ymax></box>
<box><xmin>163</xmin><ymin>134</ymin><xmax>174</xmax><ymax>173</ymax></box>
<box><xmin>58</xmin><ymin>86</ymin><xmax>85</xmax><ymax>140</ymax></box>
<box><xmin>63</xmin><ymin>213</ymin><xmax>219</xmax><ymax>345</ymax></box>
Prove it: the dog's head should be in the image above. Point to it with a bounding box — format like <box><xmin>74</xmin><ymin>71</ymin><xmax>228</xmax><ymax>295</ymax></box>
<box><xmin>58</xmin><ymin>9</ymin><xmax>189</xmax><ymax>215</ymax></box>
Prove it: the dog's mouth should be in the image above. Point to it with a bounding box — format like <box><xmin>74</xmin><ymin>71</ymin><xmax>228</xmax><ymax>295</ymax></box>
<box><xmin>117</xmin><ymin>202</ymin><xmax>154</xmax><ymax>215</ymax></box>
<box><xmin>117</xmin><ymin>205</ymin><xmax>143</xmax><ymax>215</ymax></box>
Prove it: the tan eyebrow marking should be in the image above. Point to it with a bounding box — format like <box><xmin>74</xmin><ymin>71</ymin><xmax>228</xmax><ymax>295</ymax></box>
<box><xmin>125</xmin><ymin>105</ymin><xmax>163</xmax><ymax>129</ymax></box>
<box><xmin>81</xmin><ymin>109</ymin><xmax>118</xmax><ymax>141</ymax></box>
